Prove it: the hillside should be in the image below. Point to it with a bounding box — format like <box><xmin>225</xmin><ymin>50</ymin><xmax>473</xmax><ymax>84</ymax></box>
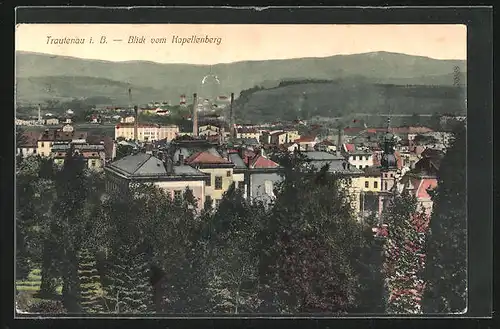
<box><xmin>233</xmin><ymin>79</ymin><xmax>466</xmax><ymax>123</ymax></box>
<box><xmin>15</xmin><ymin>51</ymin><xmax>466</xmax><ymax>107</ymax></box>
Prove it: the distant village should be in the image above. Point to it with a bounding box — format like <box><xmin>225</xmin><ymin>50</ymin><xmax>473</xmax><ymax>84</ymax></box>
<box><xmin>16</xmin><ymin>90</ymin><xmax>466</xmax><ymax>223</ymax></box>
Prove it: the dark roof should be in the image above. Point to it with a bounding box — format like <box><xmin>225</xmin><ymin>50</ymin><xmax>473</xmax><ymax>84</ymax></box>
<box><xmin>38</xmin><ymin>129</ymin><xmax>87</xmax><ymax>142</ymax></box>
<box><xmin>18</xmin><ymin>131</ymin><xmax>40</xmax><ymax>147</ymax></box>
<box><xmin>421</xmin><ymin>148</ymin><xmax>445</xmax><ymax>159</ymax></box>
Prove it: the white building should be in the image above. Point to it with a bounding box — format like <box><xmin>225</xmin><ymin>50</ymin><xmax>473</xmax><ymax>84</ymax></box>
<box><xmin>114</xmin><ymin>123</ymin><xmax>180</xmax><ymax>142</ymax></box>
<box><xmin>347</xmin><ymin>152</ymin><xmax>374</xmax><ymax>170</ymax></box>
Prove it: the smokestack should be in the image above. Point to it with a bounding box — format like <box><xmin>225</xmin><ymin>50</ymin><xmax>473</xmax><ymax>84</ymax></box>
<box><xmin>229</xmin><ymin>93</ymin><xmax>235</xmax><ymax>137</ymax></box>
<box><xmin>134</xmin><ymin>105</ymin><xmax>139</xmax><ymax>142</ymax></box>
<box><xmin>38</xmin><ymin>104</ymin><xmax>42</xmax><ymax>123</ymax></box>
<box><xmin>336</xmin><ymin>126</ymin><xmax>343</xmax><ymax>157</ymax></box>
<box><xmin>193</xmin><ymin>93</ymin><xmax>198</xmax><ymax>137</ymax></box>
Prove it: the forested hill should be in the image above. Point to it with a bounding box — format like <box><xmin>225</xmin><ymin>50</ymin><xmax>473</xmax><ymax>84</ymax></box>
<box><xmin>233</xmin><ymin>79</ymin><xmax>466</xmax><ymax>123</ymax></box>
<box><xmin>16</xmin><ymin>51</ymin><xmax>466</xmax><ymax>107</ymax></box>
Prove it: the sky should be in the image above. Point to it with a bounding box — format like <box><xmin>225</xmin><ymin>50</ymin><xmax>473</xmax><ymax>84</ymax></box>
<box><xmin>16</xmin><ymin>24</ymin><xmax>466</xmax><ymax>64</ymax></box>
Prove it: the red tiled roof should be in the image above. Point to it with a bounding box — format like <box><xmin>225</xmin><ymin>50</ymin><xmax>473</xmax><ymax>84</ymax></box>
<box><xmin>344</xmin><ymin>143</ymin><xmax>355</xmax><ymax>152</ymax></box>
<box><xmin>185</xmin><ymin>151</ymin><xmax>231</xmax><ymax>165</ymax></box>
<box><xmin>416</xmin><ymin>178</ymin><xmax>437</xmax><ymax>200</ymax></box>
<box><xmin>250</xmin><ymin>155</ymin><xmax>279</xmax><ymax>169</ymax></box>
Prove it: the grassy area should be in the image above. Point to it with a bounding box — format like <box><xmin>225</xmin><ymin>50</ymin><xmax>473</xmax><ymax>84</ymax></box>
<box><xmin>16</xmin><ymin>267</ymin><xmax>63</xmax><ymax>296</ymax></box>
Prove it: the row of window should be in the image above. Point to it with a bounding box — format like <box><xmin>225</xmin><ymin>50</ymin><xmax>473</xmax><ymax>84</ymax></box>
<box><xmin>364</xmin><ymin>181</ymin><xmax>379</xmax><ymax>189</ymax></box>
<box><xmin>351</xmin><ymin>155</ymin><xmax>371</xmax><ymax>161</ymax></box>
<box><xmin>206</xmin><ymin>171</ymin><xmax>232</xmax><ymax>189</ymax></box>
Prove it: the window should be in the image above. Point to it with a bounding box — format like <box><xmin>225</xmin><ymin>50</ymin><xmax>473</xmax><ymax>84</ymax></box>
<box><xmin>41</xmin><ymin>152</ymin><xmax>45</xmax><ymax>156</ymax></box>
<box><xmin>384</xmin><ymin>182</ymin><xmax>388</xmax><ymax>190</ymax></box>
<box><xmin>226</xmin><ymin>170</ymin><xmax>231</xmax><ymax>177</ymax></box>
<box><xmin>365</xmin><ymin>181</ymin><xmax>369</xmax><ymax>188</ymax></box>
<box><xmin>206</xmin><ymin>174</ymin><xmax>211</xmax><ymax>186</ymax></box>
<box><xmin>91</xmin><ymin>160</ymin><xmax>96</xmax><ymax>167</ymax></box>
<box><xmin>359</xmin><ymin>165</ymin><xmax>363</xmax><ymax>169</ymax></box>
<box><xmin>215</xmin><ymin>176</ymin><xmax>223</xmax><ymax>190</ymax></box>
<box><xmin>33</xmin><ymin>149</ymin><xmax>37</xmax><ymax>154</ymax></box>
<box><xmin>174</xmin><ymin>190</ymin><xmax>182</xmax><ymax>199</ymax></box>
<box><xmin>365</xmin><ymin>165</ymin><xmax>369</xmax><ymax>168</ymax></box>
<box><xmin>41</xmin><ymin>142</ymin><xmax>44</xmax><ymax>147</ymax></box>
<box><xmin>205</xmin><ymin>195</ymin><xmax>212</xmax><ymax>206</ymax></box>
<box><xmin>374</xmin><ymin>181</ymin><xmax>378</xmax><ymax>189</ymax></box>
<box><xmin>264</xmin><ymin>180</ymin><xmax>274</xmax><ymax>196</ymax></box>
<box><xmin>215</xmin><ymin>199</ymin><xmax>222</xmax><ymax>207</ymax></box>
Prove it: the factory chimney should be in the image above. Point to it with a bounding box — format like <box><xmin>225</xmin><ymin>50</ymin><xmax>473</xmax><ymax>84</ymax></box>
<box><xmin>192</xmin><ymin>93</ymin><xmax>198</xmax><ymax>137</ymax></box>
<box><xmin>134</xmin><ymin>105</ymin><xmax>139</xmax><ymax>142</ymax></box>
<box><xmin>229</xmin><ymin>93</ymin><xmax>235</xmax><ymax>137</ymax></box>
<box><xmin>336</xmin><ymin>125</ymin><xmax>343</xmax><ymax>157</ymax></box>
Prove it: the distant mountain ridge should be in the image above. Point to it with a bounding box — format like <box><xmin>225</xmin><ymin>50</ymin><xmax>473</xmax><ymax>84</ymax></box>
<box><xmin>15</xmin><ymin>50</ymin><xmax>466</xmax><ymax>106</ymax></box>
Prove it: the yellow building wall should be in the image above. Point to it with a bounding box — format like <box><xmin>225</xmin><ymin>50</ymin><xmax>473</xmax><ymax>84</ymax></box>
<box><xmin>342</xmin><ymin>175</ymin><xmax>382</xmax><ymax>220</ymax></box>
<box><xmin>37</xmin><ymin>141</ymin><xmax>53</xmax><ymax>157</ymax></box>
<box><xmin>198</xmin><ymin>167</ymin><xmax>234</xmax><ymax>204</ymax></box>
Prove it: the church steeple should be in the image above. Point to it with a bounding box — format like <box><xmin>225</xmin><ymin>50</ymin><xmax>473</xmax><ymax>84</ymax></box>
<box><xmin>380</xmin><ymin>117</ymin><xmax>397</xmax><ymax>170</ymax></box>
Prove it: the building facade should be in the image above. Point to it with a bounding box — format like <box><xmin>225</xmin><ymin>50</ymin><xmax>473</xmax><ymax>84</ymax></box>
<box><xmin>184</xmin><ymin>151</ymin><xmax>235</xmax><ymax>208</ymax></box>
<box><xmin>115</xmin><ymin>123</ymin><xmax>180</xmax><ymax>142</ymax></box>
<box><xmin>105</xmin><ymin>153</ymin><xmax>207</xmax><ymax>210</ymax></box>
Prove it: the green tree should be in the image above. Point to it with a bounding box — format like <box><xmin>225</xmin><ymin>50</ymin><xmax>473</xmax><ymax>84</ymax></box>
<box><xmin>349</xmin><ymin>214</ymin><xmax>387</xmax><ymax>313</ymax></box>
<box><xmin>257</xmin><ymin>164</ymin><xmax>364</xmax><ymax>313</ymax></box>
<box><xmin>382</xmin><ymin>191</ymin><xmax>426</xmax><ymax>314</ymax></box>
<box><xmin>115</xmin><ymin>144</ymin><xmax>135</xmax><ymax>160</ymax></box>
<box><xmin>16</xmin><ymin>156</ymin><xmax>60</xmax><ymax>294</ymax></box>
<box><xmin>422</xmin><ymin>123</ymin><xmax>466</xmax><ymax>313</ymax></box>
<box><xmin>204</xmin><ymin>184</ymin><xmax>264</xmax><ymax>313</ymax></box>
<box><xmin>78</xmin><ymin>248</ymin><xmax>105</xmax><ymax>313</ymax></box>
<box><xmin>101</xmin><ymin>187</ymin><xmax>155</xmax><ymax>314</ymax></box>
<box><xmin>105</xmin><ymin>246</ymin><xmax>154</xmax><ymax>314</ymax></box>
<box><xmin>52</xmin><ymin>146</ymin><xmax>90</xmax><ymax>312</ymax></box>
<box><xmin>141</xmin><ymin>185</ymin><xmax>209</xmax><ymax>313</ymax></box>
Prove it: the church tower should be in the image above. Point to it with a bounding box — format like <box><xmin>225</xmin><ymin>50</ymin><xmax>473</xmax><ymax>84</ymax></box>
<box><xmin>378</xmin><ymin>117</ymin><xmax>398</xmax><ymax>222</ymax></box>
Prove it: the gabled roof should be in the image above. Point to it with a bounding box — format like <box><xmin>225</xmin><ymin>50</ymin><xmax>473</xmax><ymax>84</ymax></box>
<box><xmin>18</xmin><ymin>131</ymin><xmax>41</xmax><ymax>147</ymax></box>
<box><xmin>185</xmin><ymin>151</ymin><xmax>232</xmax><ymax>165</ymax></box>
<box><xmin>228</xmin><ymin>153</ymin><xmax>247</xmax><ymax>169</ymax></box>
<box><xmin>344</xmin><ymin>143</ymin><xmax>356</xmax><ymax>153</ymax></box>
<box><xmin>416</xmin><ymin>177</ymin><xmax>438</xmax><ymax>200</ymax></box>
<box><xmin>109</xmin><ymin>153</ymin><xmax>167</xmax><ymax>176</ymax></box>
<box><xmin>250</xmin><ymin>155</ymin><xmax>279</xmax><ymax>169</ymax></box>
<box><xmin>421</xmin><ymin>148</ymin><xmax>445</xmax><ymax>159</ymax></box>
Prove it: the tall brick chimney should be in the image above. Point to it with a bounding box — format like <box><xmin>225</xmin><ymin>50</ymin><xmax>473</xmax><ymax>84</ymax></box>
<box><xmin>193</xmin><ymin>93</ymin><xmax>198</xmax><ymax>137</ymax></box>
<box><xmin>229</xmin><ymin>93</ymin><xmax>235</xmax><ymax>137</ymax></box>
<box><xmin>134</xmin><ymin>105</ymin><xmax>139</xmax><ymax>142</ymax></box>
